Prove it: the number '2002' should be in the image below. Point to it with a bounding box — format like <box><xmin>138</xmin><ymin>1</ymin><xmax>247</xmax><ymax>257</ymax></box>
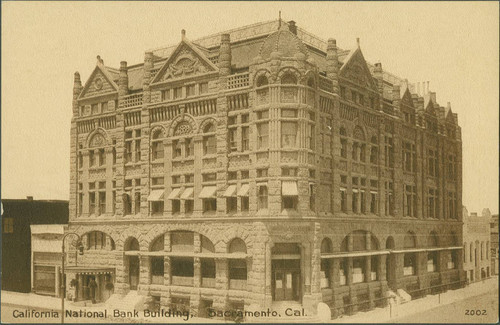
<box><xmin>465</xmin><ymin>309</ymin><xmax>486</xmax><ymax>316</ymax></box>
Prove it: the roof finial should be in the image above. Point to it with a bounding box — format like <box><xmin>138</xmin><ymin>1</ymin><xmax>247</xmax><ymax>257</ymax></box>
<box><xmin>181</xmin><ymin>29</ymin><xmax>186</xmax><ymax>40</ymax></box>
<box><xmin>278</xmin><ymin>11</ymin><xmax>281</xmax><ymax>29</ymax></box>
<box><xmin>356</xmin><ymin>38</ymin><xmax>360</xmax><ymax>48</ymax></box>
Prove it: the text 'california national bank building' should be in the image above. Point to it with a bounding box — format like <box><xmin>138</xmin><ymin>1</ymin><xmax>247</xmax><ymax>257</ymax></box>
<box><xmin>67</xmin><ymin>19</ymin><xmax>464</xmax><ymax>318</ymax></box>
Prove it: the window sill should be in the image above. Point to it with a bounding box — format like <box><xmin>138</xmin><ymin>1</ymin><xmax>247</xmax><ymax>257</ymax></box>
<box><xmin>280</xmin><ymin>209</ymin><xmax>299</xmax><ymax>217</ymax></box>
<box><xmin>172</xmin><ymin>157</ymin><xmax>194</xmax><ymax>163</ymax></box>
<box><xmin>124</xmin><ymin>162</ymin><xmax>142</xmax><ymax>167</ymax></box>
<box><xmin>88</xmin><ymin>166</ymin><xmax>106</xmax><ymax>171</ymax></box>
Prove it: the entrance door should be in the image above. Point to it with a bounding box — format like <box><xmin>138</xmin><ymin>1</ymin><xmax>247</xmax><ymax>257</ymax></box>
<box><xmin>386</xmin><ymin>254</ymin><xmax>396</xmax><ymax>289</ymax></box>
<box><xmin>272</xmin><ymin>259</ymin><xmax>300</xmax><ymax>301</ymax></box>
<box><xmin>129</xmin><ymin>256</ymin><xmax>139</xmax><ymax>290</ymax></box>
<box><xmin>274</xmin><ymin>270</ymin><xmax>299</xmax><ymax>301</ymax></box>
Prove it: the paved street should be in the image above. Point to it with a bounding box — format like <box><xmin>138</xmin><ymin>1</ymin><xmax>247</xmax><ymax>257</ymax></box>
<box><xmin>395</xmin><ymin>289</ymin><xmax>499</xmax><ymax>323</ymax></box>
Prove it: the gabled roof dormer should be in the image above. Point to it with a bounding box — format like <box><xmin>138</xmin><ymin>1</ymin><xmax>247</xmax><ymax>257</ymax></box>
<box><xmin>425</xmin><ymin>100</ymin><xmax>439</xmax><ymax>116</ymax></box>
<box><xmin>78</xmin><ymin>57</ymin><xmax>119</xmax><ymax>100</ymax></box>
<box><xmin>150</xmin><ymin>32</ymin><xmax>218</xmax><ymax>85</ymax></box>
<box><xmin>401</xmin><ymin>87</ymin><xmax>415</xmax><ymax>109</ymax></box>
<box><xmin>339</xmin><ymin>46</ymin><xmax>378</xmax><ymax>92</ymax></box>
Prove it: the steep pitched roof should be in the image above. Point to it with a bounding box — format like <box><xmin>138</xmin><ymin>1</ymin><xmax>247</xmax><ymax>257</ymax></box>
<box><xmin>151</xmin><ymin>37</ymin><xmax>219</xmax><ymax>84</ymax></box>
<box><xmin>339</xmin><ymin>47</ymin><xmax>378</xmax><ymax>91</ymax></box>
<box><xmin>78</xmin><ymin>64</ymin><xmax>119</xmax><ymax>99</ymax></box>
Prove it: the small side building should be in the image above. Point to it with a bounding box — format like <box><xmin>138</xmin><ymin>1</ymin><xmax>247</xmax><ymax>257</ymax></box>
<box><xmin>30</xmin><ymin>225</ymin><xmax>66</xmax><ymax>296</ymax></box>
<box><xmin>1</xmin><ymin>197</ymin><xmax>68</xmax><ymax>293</ymax></box>
<box><xmin>462</xmin><ymin>207</ymin><xmax>492</xmax><ymax>282</ymax></box>
<box><xmin>491</xmin><ymin>214</ymin><xmax>499</xmax><ymax>275</ymax></box>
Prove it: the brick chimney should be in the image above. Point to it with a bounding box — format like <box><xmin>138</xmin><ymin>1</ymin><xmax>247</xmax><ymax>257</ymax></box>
<box><xmin>288</xmin><ymin>20</ymin><xmax>297</xmax><ymax>35</ymax></box>
<box><xmin>326</xmin><ymin>38</ymin><xmax>339</xmax><ymax>94</ymax></box>
<box><xmin>373</xmin><ymin>63</ymin><xmax>384</xmax><ymax>106</ymax></box>
<box><xmin>143</xmin><ymin>52</ymin><xmax>154</xmax><ymax>104</ymax></box>
<box><xmin>219</xmin><ymin>33</ymin><xmax>232</xmax><ymax>77</ymax></box>
<box><xmin>72</xmin><ymin>72</ymin><xmax>82</xmax><ymax>115</ymax></box>
<box><xmin>119</xmin><ymin>61</ymin><xmax>129</xmax><ymax>97</ymax></box>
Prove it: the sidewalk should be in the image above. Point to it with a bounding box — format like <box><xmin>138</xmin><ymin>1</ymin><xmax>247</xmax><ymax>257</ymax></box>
<box><xmin>1</xmin><ymin>291</ymin><xmax>62</xmax><ymax>310</ymax></box>
<box><xmin>331</xmin><ymin>276</ymin><xmax>499</xmax><ymax>323</ymax></box>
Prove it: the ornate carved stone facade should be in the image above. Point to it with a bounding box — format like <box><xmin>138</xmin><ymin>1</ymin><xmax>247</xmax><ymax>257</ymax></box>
<box><xmin>68</xmin><ymin>19</ymin><xmax>464</xmax><ymax>319</ymax></box>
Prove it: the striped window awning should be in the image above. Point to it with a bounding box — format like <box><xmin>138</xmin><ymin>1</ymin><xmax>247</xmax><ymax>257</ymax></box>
<box><xmin>148</xmin><ymin>190</ymin><xmax>165</xmax><ymax>201</ymax></box>
<box><xmin>224</xmin><ymin>185</ymin><xmax>237</xmax><ymax>197</ymax></box>
<box><xmin>199</xmin><ymin>186</ymin><xmax>217</xmax><ymax>198</ymax></box>
<box><xmin>167</xmin><ymin>188</ymin><xmax>181</xmax><ymax>200</ymax></box>
<box><xmin>282</xmin><ymin>181</ymin><xmax>298</xmax><ymax>196</ymax></box>
<box><xmin>180</xmin><ymin>187</ymin><xmax>194</xmax><ymax>200</ymax></box>
<box><xmin>237</xmin><ymin>184</ymin><xmax>249</xmax><ymax>197</ymax></box>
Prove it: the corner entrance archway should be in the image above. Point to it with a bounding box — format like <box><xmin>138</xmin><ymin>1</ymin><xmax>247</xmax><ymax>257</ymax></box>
<box><xmin>271</xmin><ymin>243</ymin><xmax>301</xmax><ymax>302</ymax></box>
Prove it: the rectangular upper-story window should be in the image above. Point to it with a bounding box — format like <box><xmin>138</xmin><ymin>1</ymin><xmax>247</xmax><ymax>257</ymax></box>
<box><xmin>428</xmin><ymin>149</ymin><xmax>438</xmax><ymax>177</ymax></box>
<box><xmin>3</xmin><ymin>218</ymin><xmax>14</xmax><ymax>234</ymax></box>
<box><xmin>281</xmin><ymin>168</ymin><xmax>297</xmax><ymax>176</ymax></box>
<box><xmin>257</xmin><ymin>110</ymin><xmax>269</xmax><ymax>120</ymax></box>
<box><xmin>186</xmin><ymin>84</ymin><xmax>196</xmax><ymax>97</ymax></box>
<box><xmin>241</xmin><ymin>126</ymin><xmax>249</xmax><ymax>151</ymax></box>
<box><xmin>258</xmin><ymin>185</ymin><xmax>268</xmax><ymax>210</ymax></box>
<box><xmin>228</xmin><ymin>128</ymin><xmax>237</xmax><ymax>152</ymax></box>
<box><xmin>173</xmin><ymin>87</ymin><xmax>183</xmax><ymax>99</ymax></box>
<box><xmin>91</xmin><ymin>103</ymin><xmax>99</xmax><ymax>115</ymax></box>
<box><xmin>202</xmin><ymin>173</ymin><xmax>217</xmax><ymax>182</ymax></box>
<box><xmin>257</xmin><ymin>168</ymin><xmax>268</xmax><ymax>178</ymax></box>
<box><xmin>185</xmin><ymin>138</ymin><xmax>194</xmax><ymax>157</ymax></box>
<box><xmin>161</xmin><ymin>89</ymin><xmax>170</xmax><ymax>101</ymax></box>
<box><xmin>281</xmin><ymin>122</ymin><xmax>297</xmax><ymax>148</ymax></box>
<box><xmin>402</xmin><ymin>142</ymin><xmax>416</xmax><ymax>172</ymax></box>
<box><xmin>257</xmin><ymin>123</ymin><xmax>269</xmax><ymax>149</ymax></box>
<box><xmin>152</xmin><ymin>177</ymin><xmax>164</xmax><ymax>186</ymax></box>
<box><xmin>384</xmin><ymin>136</ymin><xmax>394</xmax><ymax>168</ymax></box>
<box><xmin>203</xmin><ymin>135</ymin><xmax>216</xmax><ymax>155</ymax></box>
<box><xmin>199</xmin><ymin>82</ymin><xmax>208</xmax><ymax>95</ymax></box>
<box><xmin>447</xmin><ymin>155</ymin><xmax>456</xmax><ymax>179</ymax></box>
<box><xmin>228</xmin><ymin>171</ymin><xmax>237</xmax><ymax>181</ymax></box>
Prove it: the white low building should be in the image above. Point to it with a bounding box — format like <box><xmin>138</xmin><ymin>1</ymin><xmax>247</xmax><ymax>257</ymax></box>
<box><xmin>30</xmin><ymin>225</ymin><xmax>66</xmax><ymax>296</ymax></box>
<box><xmin>462</xmin><ymin>207</ymin><xmax>492</xmax><ymax>283</ymax></box>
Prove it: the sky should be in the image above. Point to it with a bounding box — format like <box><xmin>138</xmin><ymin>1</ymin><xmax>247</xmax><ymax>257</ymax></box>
<box><xmin>1</xmin><ymin>1</ymin><xmax>499</xmax><ymax>214</ymax></box>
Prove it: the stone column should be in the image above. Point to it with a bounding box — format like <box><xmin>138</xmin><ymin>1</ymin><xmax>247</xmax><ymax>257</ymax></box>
<box><xmin>55</xmin><ymin>266</ymin><xmax>60</xmax><ymax>298</ymax></box>
<box><xmin>193</xmin><ymin>136</ymin><xmax>203</xmax><ymax>214</ymax></box>
<box><xmin>265</xmin><ymin>242</ymin><xmax>273</xmax><ymax>307</ymax></box>
<box><xmin>105</xmin><ymin>147</ymin><xmax>114</xmax><ymax>215</ymax></box>
<box><xmin>347</xmin><ymin>257</ymin><xmax>353</xmax><ymax>285</ymax></box>
<box><xmin>82</xmin><ymin>151</ymin><xmax>90</xmax><ymax>216</ymax></box>
<box><xmin>138</xmin><ymin>255</ymin><xmax>149</xmax><ymax>294</ymax></box>
<box><xmin>379</xmin><ymin>255</ymin><xmax>387</xmax><ymax>282</ymax></box>
<box><xmin>96</xmin><ymin>274</ymin><xmax>102</xmax><ymax>302</ymax></box>
<box><xmin>365</xmin><ymin>256</ymin><xmax>371</xmax><ymax>283</ymax></box>
<box><xmin>214</xmin><ymin>258</ymin><xmax>228</xmax><ymax>310</ymax></box>
<box><xmin>394</xmin><ymin>253</ymin><xmax>404</xmax><ymax>288</ymax></box>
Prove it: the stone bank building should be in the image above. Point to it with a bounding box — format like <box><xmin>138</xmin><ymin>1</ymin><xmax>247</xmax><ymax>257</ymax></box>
<box><xmin>66</xmin><ymin>19</ymin><xmax>464</xmax><ymax>317</ymax></box>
